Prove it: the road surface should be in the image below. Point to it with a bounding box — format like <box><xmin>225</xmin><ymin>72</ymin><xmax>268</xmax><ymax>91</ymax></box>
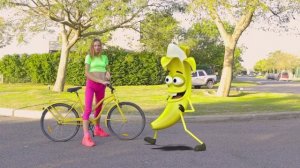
<box><xmin>1</xmin><ymin>116</ymin><xmax>300</xmax><ymax>168</ymax></box>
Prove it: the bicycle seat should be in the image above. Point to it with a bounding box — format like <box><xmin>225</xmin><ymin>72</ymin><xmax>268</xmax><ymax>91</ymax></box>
<box><xmin>67</xmin><ymin>87</ymin><xmax>82</xmax><ymax>93</ymax></box>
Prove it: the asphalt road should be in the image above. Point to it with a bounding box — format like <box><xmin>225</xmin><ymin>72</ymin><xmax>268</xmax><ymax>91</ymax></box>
<box><xmin>1</xmin><ymin>116</ymin><xmax>300</xmax><ymax>168</ymax></box>
<box><xmin>234</xmin><ymin>76</ymin><xmax>300</xmax><ymax>94</ymax></box>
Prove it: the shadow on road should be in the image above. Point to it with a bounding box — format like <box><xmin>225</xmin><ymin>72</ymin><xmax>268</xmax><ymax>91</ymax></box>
<box><xmin>152</xmin><ymin>145</ymin><xmax>193</xmax><ymax>151</ymax></box>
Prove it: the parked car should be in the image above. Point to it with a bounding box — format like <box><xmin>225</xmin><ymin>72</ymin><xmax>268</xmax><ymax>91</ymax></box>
<box><xmin>278</xmin><ymin>71</ymin><xmax>289</xmax><ymax>81</ymax></box>
<box><xmin>191</xmin><ymin>70</ymin><xmax>217</xmax><ymax>89</ymax></box>
<box><xmin>265</xmin><ymin>73</ymin><xmax>279</xmax><ymax>80</ymax></box>
<box><xmin>248</xmin><ymin>72</ymin><xmax>256</xmax><ymax>77</ymax></box>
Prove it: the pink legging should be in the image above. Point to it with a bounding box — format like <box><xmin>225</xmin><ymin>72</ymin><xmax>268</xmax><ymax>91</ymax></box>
<box><xmin>83</xmin><ymin>79</ymin><xmax>106</xmax><ymax>120</ymax></box>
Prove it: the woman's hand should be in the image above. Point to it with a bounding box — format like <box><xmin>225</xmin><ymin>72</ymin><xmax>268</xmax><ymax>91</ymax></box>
<box><xmin>102</xmin><ymin>80</ymin><xmax>110</xmax><ymax>85</ymax></box>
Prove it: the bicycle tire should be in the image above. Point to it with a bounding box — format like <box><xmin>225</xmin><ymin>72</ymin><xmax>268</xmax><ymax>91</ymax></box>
<box><xmin>40</xmin><ymin>103</ymin><xmax>80</xmax><ymax>142</ymax></box>
<box><xmin>107</xmin><ymin>102</ymin><xmax>146</xmax><ymax>140</ymax></box>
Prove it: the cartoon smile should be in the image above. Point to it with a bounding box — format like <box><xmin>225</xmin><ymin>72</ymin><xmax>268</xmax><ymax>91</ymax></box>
<box><xmin>171</xmin><ymin>91</ymin><xmax>186</xmax><ymax>99</ymax></box>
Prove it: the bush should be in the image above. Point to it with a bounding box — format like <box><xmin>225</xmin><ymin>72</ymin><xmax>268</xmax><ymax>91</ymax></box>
<box><xmin>24</xmin><ymin>53</ymin><xmax>60</xmax><ymax>84</ymax></box>
<box><xmin>66</xmin><ymin>52</ymin><xmax>86</xmax><ymax>86</ymax></box>
<box><xmin>104</xmin><ymin>47</ymin><xmax>165</xmax><ymax>85</ymax></box>
<box><xmin>0</xmin><ymin>54</ymin><xmax>27</xmax><ymax>83</ymax></box>
<box><xmin>0</xmin><ymin>47</ymin><xmax>165</xmax><ymax>86</ymax></box>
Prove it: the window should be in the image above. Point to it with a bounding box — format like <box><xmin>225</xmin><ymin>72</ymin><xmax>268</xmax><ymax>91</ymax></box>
<box><xmin>198</xmin><ymin>71</ymin><xmax>205</xmax><ymax>76</ymax></box>
<box><xmin>192</xmin><ymin>72</ymin><xmax>197</xmax><ymax>77</ymax></box>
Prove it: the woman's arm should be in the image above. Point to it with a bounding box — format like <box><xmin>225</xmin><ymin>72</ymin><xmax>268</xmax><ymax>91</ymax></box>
<box><xmin>105</xmin><ymin>71</ymin><xmax>111</xmax><ymax>80</ymax></box>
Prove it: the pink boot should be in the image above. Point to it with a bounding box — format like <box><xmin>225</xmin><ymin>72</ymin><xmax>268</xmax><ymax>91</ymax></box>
<box><xmin>94</xmin><ymin>127</ymin><xmax>110</xmax><ymax>137</ymax></box>
<box><xmin>82</xmin><ymin>135</ymin><xmax>96</xmax><ymax>147</ymax></box>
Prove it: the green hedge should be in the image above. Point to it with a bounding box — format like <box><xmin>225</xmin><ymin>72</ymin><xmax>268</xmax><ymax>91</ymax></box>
<box><xmin>0</xmin><ymin>53</ymin><xmax>60</xmax><ymax>83</ymax></box>
<box><xmin>0</xmin><ymin>47</ymin><xmax>165</xmax><ymax>86</ymax></box>
<box><xmin>0</xmin><ymin>54</ymin><xmax>26</xmax><ymax>83</ymax></box>
<box><xmin>66</xmin><ymin>52</ymin><xmax>86</xmax><ymax>86</ymax></box>
<box><xmin>104</xmin><ymin>47</ymin><xmax>165</xmax><ymax>85</ymax></box>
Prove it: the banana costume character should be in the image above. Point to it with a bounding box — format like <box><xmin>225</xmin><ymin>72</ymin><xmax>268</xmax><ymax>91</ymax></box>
<box><xmin>144</xmin><ymin>43</ymin><xmax>206</xmax><ymax>151</ymax></box>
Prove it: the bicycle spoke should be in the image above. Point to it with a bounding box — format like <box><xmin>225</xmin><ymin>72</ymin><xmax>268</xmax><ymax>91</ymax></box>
<box><xmin>41</xmin><ymin>103</ymin><xmax>80</xmax><ymax>142</ymax></box>
<box><xmin>107</xmin><ymin>102</ymin><xmax>145</xmax><ymax>140</ymax></box>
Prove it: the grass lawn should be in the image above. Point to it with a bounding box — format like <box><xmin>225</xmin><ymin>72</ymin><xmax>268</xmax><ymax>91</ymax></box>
<box><xmin>0</xmin><ymin>83</ymin><xmax>300</xmax><ymax>116</ymax></box>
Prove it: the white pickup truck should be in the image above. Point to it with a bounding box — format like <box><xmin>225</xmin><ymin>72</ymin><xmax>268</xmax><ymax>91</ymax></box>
<box><xmin>191</xmin><ymin>70</ymin><xmax>217</xmax><ymax>89</ymax></box>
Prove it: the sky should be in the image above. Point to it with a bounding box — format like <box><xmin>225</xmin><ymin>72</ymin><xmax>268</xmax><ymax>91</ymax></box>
<box><xmin>238</xmin><ymin>25</ymin><xmax>300</xmax><ymax>70</ymax></box>
<box><xmin>0</xmin><ymin>32</ymin><xmax>58</xmax><ymax>56</ymax></box>
<box><xmin>1</xmin><ymin>9</ymin><xmax>300</xmax><ymax>70</ymax></box>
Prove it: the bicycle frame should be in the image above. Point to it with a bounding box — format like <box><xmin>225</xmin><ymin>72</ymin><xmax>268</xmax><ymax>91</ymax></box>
<box><xmin>47</xmin><ymin>87</ymin><xmax>127</xmax><ymax>127</ymax></box>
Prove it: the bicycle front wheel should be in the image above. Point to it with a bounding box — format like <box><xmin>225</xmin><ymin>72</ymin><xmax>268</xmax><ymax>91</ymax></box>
<box><xmin>40</xmin><ymin>103</ymin><xmax>80</xmax><ymax>142</ymax></box>
<box><xmin>107</xmin><ymin>102</ymin><xmax>146</xmax><ymax>140</ymax></box>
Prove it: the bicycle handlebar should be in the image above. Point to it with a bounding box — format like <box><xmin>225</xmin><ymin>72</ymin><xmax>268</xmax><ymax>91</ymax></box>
<box><xmin>106</xmin><ymin>83</ymin><xmax>115</xmax><ymax>93</ymax></box>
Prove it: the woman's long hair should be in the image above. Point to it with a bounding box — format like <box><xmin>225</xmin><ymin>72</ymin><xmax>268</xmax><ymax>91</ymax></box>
<box><xmin>89</xmin><ymin>38</ymin><xmax>102</xmax><ymax>57</ymax></box>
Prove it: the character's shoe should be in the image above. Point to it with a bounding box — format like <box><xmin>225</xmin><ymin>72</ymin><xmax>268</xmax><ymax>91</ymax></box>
<box><xmin>82</xmin><ymin>136</ymin><xmax>95</xmax><ymax>147</ymax></box>
<box><xmin>144</xmin><ymin>137</ymin><xmax>156</xmax><ymax>145</ymax></box>
<box><xmin>94</xmin><ymin>127</ymin><xmax>110</xmax><ymax>137</ymax></box>
<box><xmin>194</xmin><ymin>143</ymin><xmax>206</xmax><ymax>151</ymax></box>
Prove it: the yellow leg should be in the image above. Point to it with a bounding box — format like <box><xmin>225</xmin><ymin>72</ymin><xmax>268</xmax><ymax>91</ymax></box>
<box><xmin>179</xmin><ymin>112</ymin><xmax>204</xmax><ymax>145</ymax></box>
<box><xmin>153</xmin><ymin>130</ymin><xmax>158</xmax><ymax>139</ymax></box>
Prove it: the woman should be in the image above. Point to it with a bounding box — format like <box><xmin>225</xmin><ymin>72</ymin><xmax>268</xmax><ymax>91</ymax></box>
<box><xmin>82</xmin><ymin>38</ymin><xmax>110</xmax><ymax>147</ymax></box>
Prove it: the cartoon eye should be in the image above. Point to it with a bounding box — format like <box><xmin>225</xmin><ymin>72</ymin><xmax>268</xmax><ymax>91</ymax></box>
<box><xmin>165</xmin><ymin>76</ymin><xmax>173</xmax><ymax>84</ymax></box>
<box><xmin>173</xmin><ymin>77</ymin><xmax>184</xmax><ymax>85</ymax></box>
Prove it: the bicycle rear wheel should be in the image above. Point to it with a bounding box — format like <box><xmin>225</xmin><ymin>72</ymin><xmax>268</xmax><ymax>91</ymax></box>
<box><xmin>107</xmin><ymin>102</ymin><xmax>146</xmax><ymax>140</ymax></box>
<box><xmin>40</xmin><ymin>103</ymin><xmax>80</xmax><ymax>142</ymax></box>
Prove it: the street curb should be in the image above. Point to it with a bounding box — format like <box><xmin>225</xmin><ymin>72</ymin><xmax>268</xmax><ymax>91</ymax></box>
<box><xmin>1</xmin><ymin>107</ymin><xmax>300</xmax><ymax>122</ymax></box>
<box><xmin>0</xmin><ymin>108</ymin><xmax>42</xmax><ymax>119</ymax></box>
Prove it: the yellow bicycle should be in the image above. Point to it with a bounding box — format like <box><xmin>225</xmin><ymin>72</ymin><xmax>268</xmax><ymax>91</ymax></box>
<box><xmin>40</xmin><ymin>84</ymin><xmax>146</xmax><ymax>142</ymax></box>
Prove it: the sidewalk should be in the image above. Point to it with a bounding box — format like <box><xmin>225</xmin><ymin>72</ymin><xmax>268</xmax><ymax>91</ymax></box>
<box><xmin>1</xmin><ymin>107</ymin><xmax>300</xmax><ymax>122</ymax></box>
<box><xmin>0</xmin><ymin>108</ymin><xmax>42</xmax><ymax>119</ymax></box>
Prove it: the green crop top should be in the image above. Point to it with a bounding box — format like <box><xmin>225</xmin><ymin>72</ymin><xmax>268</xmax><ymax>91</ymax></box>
<box><xmin>85</xmin><ymin>54</ymin><xmax>108</xmax><ymax>72</ymax></box>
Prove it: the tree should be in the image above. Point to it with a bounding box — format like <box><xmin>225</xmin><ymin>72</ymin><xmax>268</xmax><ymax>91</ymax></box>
<box><xmin>0</xmin><ymin>16</ymin><xmax>12</xmax><ymax>48</ymax></box>
<box><xmin>3</xmin><ymin>0</ymin><xmax>148</xmax><ymax>92</ymax></box>
<box><xmin>254</xmin><ymin>51</ymin><xmax>300</xmax><ymax>75</ymax></box>
<box><xmin>254</xmin><ymin>59</ymin><xmax>268</xmax><ymax>73</ymax></box>
<box><xmin>0</xmin><ymin>16</ymin><xmax>5</xmax><ymax>48</ymax></box>
<box><xmin>232</xmin><ymin>47</ymin><xmax>244</xmax><ymax>76</ymax></box>
<box><xmin>190</xmin><ymin>0</ymin><xmax>262</xmax><ymax>97</ymax></box>
<box><xmin>182</xmin><ymin>19</ymin><xmax>245</xmax><ymax>75</ymax></box>
<box><xmin>190</xmin><ymin>0</ymin><xmax>300</xmax><ymax>97</ymax></box>
<box><xmin>140</xmin><ymin>11</ymin><xmax>180</xmax><ymax>56</ymax></box>
<box><xmin>266</xmin><ymin>51</ymin><xmax>300</xmax><ymax>72</ymax></box>
<box><xmin>183</xmin><ymin>20</ymin><xmax>223</xmax><ymax>72</ymax></box>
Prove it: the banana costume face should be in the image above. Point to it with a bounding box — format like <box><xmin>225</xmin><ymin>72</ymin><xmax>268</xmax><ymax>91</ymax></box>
<box><xmin>164</xmin><ymin>58</ymin><xmax>186</xmax><ymax>100</ymax></box>
<box><xmin>162</xmin><ymin>47</ymin><xmax>196</xmax><ymax>102</ymax></box>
